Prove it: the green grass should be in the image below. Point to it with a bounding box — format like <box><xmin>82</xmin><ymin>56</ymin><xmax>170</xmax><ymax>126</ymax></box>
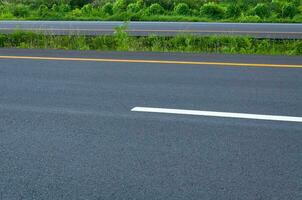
<box><xmin>1</xmin><ymin>30</ymin><xmax>302</xmax><ymax>56</ymax></box>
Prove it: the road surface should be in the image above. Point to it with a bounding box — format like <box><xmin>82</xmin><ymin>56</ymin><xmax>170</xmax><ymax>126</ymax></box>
<box><xmin>1</xmin><ymin>21</ymin><xmax>302</xmax><ymax>39</ymax></box>
<box><xmin>0</xmin><ymin>49</ymin><xmax>302</xmax><ymax>199</ymax></box>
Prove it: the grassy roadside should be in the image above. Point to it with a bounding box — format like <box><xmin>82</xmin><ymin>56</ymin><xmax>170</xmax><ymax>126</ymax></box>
<box><xmin>1</xmin><ymin>30</ymin><xmax>302</xmax><ymax>56</ymax></box>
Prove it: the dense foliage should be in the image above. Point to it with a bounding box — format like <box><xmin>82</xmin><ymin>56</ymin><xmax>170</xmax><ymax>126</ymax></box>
<box><xmin>0</xmin><ymin>0</ymin><xmax>302</xmax><ymax>22</ymax></box>
<box><xmin>0</xmin><ymin>30</ymin><xmax>301</xmax><ymax>55</ymax></box>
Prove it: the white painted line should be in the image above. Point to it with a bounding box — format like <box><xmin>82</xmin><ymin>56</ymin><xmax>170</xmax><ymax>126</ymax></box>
<box><xmin>131</xmin><ymin>107</ymin><xmax>302</xmax><ymax>123</ymax></box>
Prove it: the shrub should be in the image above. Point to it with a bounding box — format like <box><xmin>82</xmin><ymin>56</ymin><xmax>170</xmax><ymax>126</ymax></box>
<box><xmin>256</xmin><ymin>40</ymin><xmax>270</xmax><ymax>53</ymax></box>
<box><xmin>294</xmin><ymin>41</ymin><xmax>302</xmax><ymax>54</ymax></box>
<box><xmin>293</xmin><ymin>14</ymin><xmax>302</xmax><ymax>22</ymax></box>
<box><xmin>127</xmin><ymin>3</ymin><xmax>140</xmax><ymax>13</ymax></box>
<box><xmin>148</xmin><ymin>3</ymin><xmax>164</xmax><ymax>15</ymax></box>
<box><xmin>200</xmin><ymin>2</ymin><xmax>225</xmax><ymax>19</ymax></box>
<box><xmin>113</xmin><ymin>0</ymin><xmax>127</xmax><ymax>13</ymax></box>
<box><xmin>59</xmin><ymin>4</ymin><xmax>71</xmax><ymax>12</ymax></box>
<box><xmin>70</xmin><ymin>8</ymin><xmax>82</xmax><ymax>17</ymax></box>
<box><xmin>50</xmin><ymin>3</ymin><xmax>70</xmax><ymax>12</ymax></box>
<box><xmin>226</xmin><ymin>4</ymin><xmax>241</xmax><ymax>18</ymax></box>
<box><xmin>0</xmin><ymin>5</ymin><xmax>4</xmax><ymax>13</ymax></box>
<box><xmin>281</xmin><ymin>3</ymin><xmax>298</xmax><ymax>18</ymax></box>
<box><xmin>174</xmin><ymin>3</ymin><xmax>190</xmax><ymax>16</ymax></box>
<box><xmin>51</xmin><ymin>4</ymin><xmax>59</xmax><ymax>12</ymax></box>
<box><xmin>239</xmin><ymin>15</ymin><xmax>261</xmax><ymax>22</ymax></box>
<box><xmin>113</xmin><ymin>24</ymin><xmax>130</xmax><ymax>51</ymax></box>
<box><xmin>0</xmin><ymin>34</ymin><xmax>5</xmax><ymax>47</ymax></box>
<box><xmin>271</xmin><ymin>0</ymin><xmax>283</xmax><ymax>13</ymax></box>
<box><xmin>293</xmin><ymin>0</ymin><xmax>301</xmax><ymax>7</ymax></box>
<box><xmin>81</xmin><ymin>4</ymin><xmax>93</xmax><ymax>14</ymax></box>
<box><xmin>144</xmin><ymin>0</ymin><xmax>173</xmax><ymax>10</ymax></box>
<box><xmin>11</xmin><ymin>4</ymin><xmax>30</xmax><ymax>17</ymax></box>
<box><xmin>70</xmin><ymin>0</ymin><xmax>93</xmax><ymax>8</ymax></box>
<box><xmin>102</xmin><ymin>2</ymin><xmax>113</xmax><ymax>15</ymax></box>
<box><xmin>253</xmin><ymin>3</ymin><xmax>271</xmax><ymax>19</ymax></box>
<box><xmin>38</xmin><ymin>4</ymin><xmax>49</xmax><ymax>17</ymax></box>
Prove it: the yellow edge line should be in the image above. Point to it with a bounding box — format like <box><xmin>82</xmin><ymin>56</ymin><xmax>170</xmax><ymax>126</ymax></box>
<box><xmin>0</xmin><ymin>55</ymin><xmax>301</xmax><ymax>68</ymax></box>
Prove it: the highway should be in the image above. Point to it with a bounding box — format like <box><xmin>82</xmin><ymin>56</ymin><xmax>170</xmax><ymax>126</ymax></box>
<box><xmin>1</xmin><ymin>21</ymin><xmax>302</xmax><ymax>38</ymax></box>
<box><xmin>0</xmin><ymin>48</ymin><xmax>302</xmax><ymax>199</ymax></box>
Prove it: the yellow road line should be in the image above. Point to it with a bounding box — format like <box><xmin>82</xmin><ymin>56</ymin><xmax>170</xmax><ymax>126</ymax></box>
<box><xmin>0</xmin><ymin>28</ymin><xmax>301</xmax><ymax>35</ymax></box>
<box><xmin>0</xmin><ymin>55</ymin><xmax>301</xmax><ymax>68</ymax></box>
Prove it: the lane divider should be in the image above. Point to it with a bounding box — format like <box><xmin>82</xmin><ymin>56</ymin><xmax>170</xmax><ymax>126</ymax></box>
<box><xmin>0</xmin><ymin>55</ymin><xmax>301</xmax><ymax>68</ymax></box>
<box><xmin>131</xmin><ymin>107</ymin><xmax>302</xmax><ymax>123</ymax></box>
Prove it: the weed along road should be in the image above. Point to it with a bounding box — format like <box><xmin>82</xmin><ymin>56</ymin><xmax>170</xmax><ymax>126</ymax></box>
<box><xmin>1</xmin><ymin>21</ymin><xmax>302</xmax><ymax>39</ymax></box>
<box><xmin>0</xmin><ymin>48</ymin><xmax>302</xmax><ymax>199</ymax></box>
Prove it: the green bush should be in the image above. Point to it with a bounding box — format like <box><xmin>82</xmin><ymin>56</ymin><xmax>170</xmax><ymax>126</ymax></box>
<box><xmin>113</xmin><ymin>24</ymin><xmax>131</xmax><ymax>51</ymax></box>
<box><xmin>127</xmin><ymin>3</ymin><xmax>140</xmax><ymax>13</ymax></box>
<box><xmin>293</xmin><ymin>0</ymin><xmax>301</xmax><ymax>7</ymax></box>
<box><xmin>0</xmin><ymin>6</ymin><xmax>4</xmax><ymax>15</ymax></box>
<box><xmin>38</xmin><ymin>5</ymin><xmax>49</xmax><ymax>17</ymax></box>
<box><xmin>59</xmin><ymin>4</ymin><xmax>71</xmax><ymax>12</ymax></box>
<box><xmin>271</xmin><ymin>0</ymin><xmax>283</xmax><ymax>13</ymax></box>
<box><xmin>239</xmin><ymin>15</ymin><xmax>261</xmax><ymax>22</ymax></box>
<box><xmin>102</xmin><ymin>2</ymin><xmax>113</xmax><ymax>15</ymax></box>
<box><xmin>113</xmin><ymin>0</ymin><xmax>127</xmax><ymax>14</ymax></box>
<box><xmin>11</xmin><ymin>4</ymin><xmax>30</xmax><ymax>17</ymax></box>
<box><xmin>70</xmin><ymin>8</ymin><xmax>82</xmax><ymax>17</ymax></box>
<box><xmin>48</xmin><ymin>3</ymin><xmax>71</xmax><ymax>14</ymax></box>
<box><xmin>226</xmin><ymin>4</ymin><xmax>241</xmax><ymax>18</ymax></box>
<box><xmin>293</xmin><ymin>14</ymin><xmax>302</xmax><ymax>22</ymax></box>
<box><xmin>200</xmin><ymin>3</ymin><xmax>225</xmax><ymax>19</ymax></box>
<box><xmin>281</xmin><ymin>3</ymin><xmax>298</xmax><ymax>18</ymax></box>
<box><xmin>294</xmin><ymin>41</ymin><xmax>302</xmax><ymax>54</ymax></box>
<box><xmin>144</xmin><ymin>0</ymin><xmax>173</xmax><ymax>10</ymax></box>
<box><xmin>253</xmin><ymin>3</ymin><xmax>271</xmax><ymax>19</ymax></box>
<box><xmin>81</xmin><ymin>4</ymin><xmax>93</xmax><ymax>15</ymax></box>
<box><xmin>0</xmin><ymin>35</ymin><xmax>5</xmax><ymax>47</ymax></box>
<box><xmin>51</xmin><ymin>4</ymin><xmax>59</xmax><ymax>12</ymax></box>
<box><xmin>174</xmin><ymin>3</ymin><xmax>190</xmax><ymax>16</ymax></box>
<box><xmin>148</xmin><ymin>3</ymin><xmax>164</xmax><ymax>15</ymax></box>
<box><xmin>70</xmin><ymin>0</ymin><xmax>93</xmax><ymax>8</ymax></box>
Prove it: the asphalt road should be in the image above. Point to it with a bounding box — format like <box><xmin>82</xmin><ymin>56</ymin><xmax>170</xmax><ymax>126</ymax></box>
<box><xmin>1</xmin><ymin>21</ymin><xmax>302</xmax><ymax>39</ymax></box>
<box><xmin>0</xmin><ymin>49</ymin><xmax>302</xmax><ymax>199</ymax></box>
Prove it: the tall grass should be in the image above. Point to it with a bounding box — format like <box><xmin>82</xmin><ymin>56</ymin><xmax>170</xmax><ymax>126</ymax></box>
<box><xmin>0</xmin><ymin>31</ymin><xmax>301</xmax><ymax>56</ymax></box>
